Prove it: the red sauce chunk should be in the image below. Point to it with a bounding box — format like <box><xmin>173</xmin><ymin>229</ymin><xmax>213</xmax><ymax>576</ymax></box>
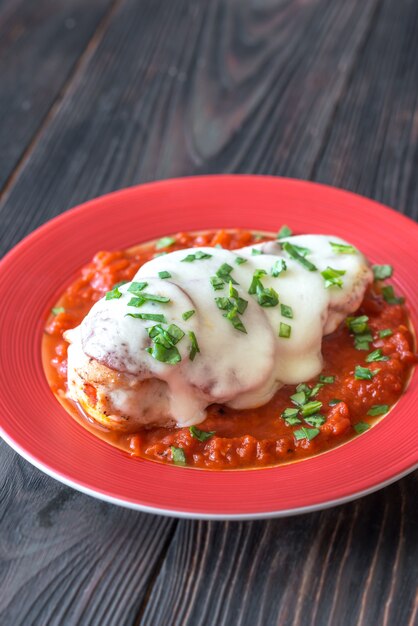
<box><xmin>42</xmin><ymin>229</ymin><xmax>416</xmax><ymax>470</ymax></box>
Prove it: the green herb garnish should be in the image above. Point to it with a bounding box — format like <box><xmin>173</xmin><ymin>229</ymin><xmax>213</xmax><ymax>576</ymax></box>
<box><xmin>51</xmin><ymin>306</ymin><xmax>65</xmax><ymax>315</ymax></box>
<box><xmin>290</xmin><ymin>391</ymin><xmax>306</xmax><ymax>407</ymax></box>
<box><xmin>182</xmin><ymin>310</ymin><xmax>195</xmax><ymax>321</ymax></box>
<box><xmin>329</xmin><ymin>241</ymin><xmax>356</xmax><ymax>254</ymax></box>
<box><xmin>294</xmin><ymin>427</ymin><xmax>320</xmax><ymax>441</ymax></box>
<box><xmin>367</xmin><ymin>404</ymin><xmax>389</xmax><ymax>416</ymax></box>
<box><xmin>365</xmin><ymin>349</ymin><xmax>389</xmax><ymax>363</ymax></box>
<box><xmin>301</xmin><ymin>401</ymin><xmax>322</xmax><ymax>417</ymax></box>
<box><xmin>156</xmin><ymin>236</ymin><xmax>176</xmax><ymax>250</ymax></box>
<box><xmin>282</xmin><ymin>408</ymin><xmax>302</xmax><ymax>426</ymax></box>
<box><xmin>158</xmin><ymin>271</ymin><xmax>171</xmax><ymax>279</ymax></box>
<box><xmin>282</xmin><ymin>242</ymin><xmax>317</xmax><ymax>271</ymax></box>
<box><xmin>235</xmin><ymin>257</ymin><xmax>247</xmax><ymax>265</ymax></box>
<box><xmin>189</xmin><ymin>426</ymin><xmax>215</xmax><ymax>441</ymax></box>
<box><xmin>279</xmin><ymin>322</ymin><xmax>291</xmax><ymax>338</ymax></box>
<box><xmin>354</xmin><ymin>332</ymin><xmax>373</xmax><ymax>351</ymax></box>
<box><xmin>304</xmin><ymin>415</ymin><xmax>326</xmax><ymax>427</ymax></box>
<box><xmin>216</xmin><ymin>262</ymin><xmax>239</xmax><ymax>285</ymax></box>
<box><xmin>319</xmin><ymin>375</ymin><xmax>335</xmax><ymax>384</ymax></box>
<box><xmin>171</xmin><ymin>446</ymin><xmax>186</xmax><ymax>465</ymax></box>
<box><xmin>280</xmin><ymin>304</ymin><xmax>293</xmax><ymax>319</ymax></box>
<box><xmin>354</xmin><ymin>422</ymin><xmax>370</xmax><ymax>434</ymax></box>
<box><xmin>127</xmin><ymin>313</ymin><xmax>167</xmax><ymax>323</ymax></box>
<box><xmin>128</xmin><ymin>281</ymin><xmax>148</xmax><ymax>294</ymax></box>
<box><xmin>182</xmin><ymin>251</ymin><xmax>212</xmax><ymax>262</ymax></box>
<box><xmin>210</xmin><ymin>276</ymin><xmax>225</xmax><ymax>291</ymax></box>
<box><xmin>372</xmin><ymin>265</ymin><xmax>393</xmax><ymax>280</ymax></box>
<box><xmin>346</xmin><ymin>315</ymin><xmax>369</xmax><ymax>334</ymax></box>
<box><xmin>277</xmin><ymin>225</ymin><xmax>293</xmax><ymax>239</ymax></box>
<box><xmin>188</xmin><ymin>331</ymin><xmax>200</xmax><ymax>361</ymax></box>
<box><xmin>354</xmin><ymin>366</ymin><xmax>379</xmax><ymax>380</ymax></box>
<box><xmin>105</xmin><ymin>286</ymin><xmax>123</xmax><ymax>300</ymax></box>
<box><xmin>382</xmin><ymin>285</ymin><xmax>404</xmax><ymax>304</ymax></box>
<box><xmin>271</xmin><ymin>259</ymin><xmax>287</xmax><ymax>277</ymax></box>
<box><xmin>251</xmin><ymin>248</ymin><xmax>263</xmax><ymax>255</ymax></box>
<box><xmin>321</xmin><ymin>266</ymin><xmax>346</xmax><ymax>289</ymax></box>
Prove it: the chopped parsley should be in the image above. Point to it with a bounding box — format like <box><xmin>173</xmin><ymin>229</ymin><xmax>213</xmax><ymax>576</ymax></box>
<box><xmin>346</xmin><ymin>315</ymin><xmax>369</xmax><ymax>334</ymax></box>
<box><xmin>145</xmin><ymin>323</ymin><xmax>184</xmax><ymax>364</ymax></box>
<box><xmin>127</xmin><ymin>292</ymin><xmax>170</xmax><ymax>307</ymax></box>
<box><xmin>188</xmin><ymin>331</ymin><xmax>200</xmax><ymax>361</ymax></box>
<box><xmin>321</xmin><ymin>266</ymin><xmax>346</xmax><ymax>289</ymax></box>
<box><xmin>319</xmin><ymin>375</ymin><xmax>335</xmax><ymax>384</ymax></box>
<box><xmin>215</xmin><ymin>284</ymin><xmax>248</xmax><ymax>334</ymax></box>
<box><xmin>367</xmin><ymin>404</ymin><xmax>389</xmax><ymax>416</ymax></box>
<box><xmin>379</xmin><ymin>328</ymin><xmax>393</xmax><ymax>338</ymax></box>
<box><xmin>280</xmin><ymin>304</ymin><xmax>293</xmax><ymax>319</ymax></box>
<box><xmin>300</xmin><ymin>401</ymin><xmax>322</xmax><ymax>417</ymax></box>
<box><xmin>248</xmin><ymin>269</ymin><xmax>279</xmax><ymax>308</ymax></box>
<box><xmin>105</xmin><ymin>285</ymin><xmax>123</xmax><ymax>300</ymax></box>
<box><xmin>277</xmin><ymin>225</ymin><xmax>293</xmax><ymax>239</ymax></box>
<box><xmin>354</xmin><ymin>422</ymin><xmax>370</xmax><ymax>434</ymax></box>
<box><xmin>354</xmin><ymin>332</ymin><xmax>373</xmax><ymax>351</ymax></box>
<box><xmin>156</xmin><ymin>236</ymin><xmax>176</xmax><ymax>250</ymax></box>
<box><xmin>382</xmin><ymin>285</ymin><xmax>404</xmax><ymax>305</ymax></box>
<box><xmin>235</xmin><ymin>256</ymin><xmax>247</xmax><ymax>265</ymax></box>
<box><xmin>51</xmin><ymin>306</ymin><xmax>65</xmax><ymax>315</ymax></box>
<box><xmin>182</xmin><ymin>251</ymin><xmax>212</xmax><ymax>262</ymax></box>
<box><xmin>210</xmin><ymin>276</ymin><xmax>225</xmax><ymax>291</ymax></box>
<box><xmin>372</xmin><ymin>264</ymin><xmax>393</xmax><ymax>280</ymax></box>
<box><xmin>304</xmin><ymin>415</ymin><xmax>326</xmax><ymax>427</ymax></box>
<box><xmin>271</xmin><ymin>259</ymin><xmax>287</xmax><ymax>277</ymax></box>
<box><xmin>290</xmin><ymin>391</ymin><xmax>306</xmax><ymax>407</ymax></box>
<box><xmin>189</xmin><ymin>426</ymin><xmax>215</xmax><ymax>441</ymax></box>
<box><xmin>279</xmin><ymin>322</ymin><xmax>291</xmax><ymax>338</ymax></box>
<box><xmin>329</xmin><ymin>241</ymin><xmax>356</xmax><ymax>254</ymax></box>
<box><xmin>251</xmin><ymin>248</ymin><xmax>263</xmax><ymax>255</ymax></box>
<box><xmin>365</xmin><ymin>349</ymin><xmax>389</xmax><ymax>363</ymax></box>
<box><xmin>127</xmin><ymin>312</ymin><xmax>167</xmax><ymax>323</ymax></box>
<box><xmin>281</xmin><ymin>241</ymin><xmax>317</xmax><ymax>271</ymax></box>
<box><xmin>354</xmin><ymin>365</ymin><xmax>379</xmax><ymax>380</ymax></box>
<box><xmin>182</xmin><ymin>310</ymin><xmax>195</xmax><ymax>321</ymax></box>
<box><xmin>128</xmin><ymin>281</ymin><xmax>148</xmax><ymax>294</ymax></box>
<box><xmin>171</xmin><ymin>446</ymin><xmax>186</xmax><ymax>465</ymax></box>
<box><xmin>158</xmin><ymin>271</ymin><xmax>171</xmax><ymax>279</ymax></box>
<box><xmin>216</xmin><ymin>263</ymin><xmax>239</xmax><ymax>285</ymax></box>
<box><xmin>294</xmin><ymin>427</ymin><xmax>320</xmax><ymax>441</ymax></box>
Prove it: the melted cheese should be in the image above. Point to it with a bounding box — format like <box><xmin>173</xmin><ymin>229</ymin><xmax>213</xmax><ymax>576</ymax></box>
<box><xmin>66</xmin><ymin>235</ymin><xmax>373</xmax><ymax>427</ymax></box>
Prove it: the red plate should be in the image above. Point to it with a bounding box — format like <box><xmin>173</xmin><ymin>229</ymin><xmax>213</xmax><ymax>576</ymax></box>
<box><xmin>0</xmin><ymin>176</ymin><xmax>417</xmax><ymax>519</ymax></box>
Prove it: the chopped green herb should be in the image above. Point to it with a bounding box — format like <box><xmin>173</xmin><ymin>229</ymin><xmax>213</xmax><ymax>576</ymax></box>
<box><xmin>248</xmin><ymin>269</ymin><xmax>267</xmax><ymax>295</ymax></box>
<box><xmin>280</xmin><ymin>304</ymin><xmax>293</xmax><ymax>319</ymax></box>
<box><xmin>271</xmin><ymin>258</ymin><xmax>287</xmax><ymax>277</ymax></box>
<box><xmin>329</xmin><ymin>399</ymin><xmax>342</xmax><ymax>406</ymax></box>
<box><xmin>319</xmin><ymin>375</ymin><xmax>335</xmax><ymax>384</ymax></box>
<box><xmin>329</xmin><ymin>241</ymin><xmax>356</xmax><ymax>254</ymax></box>
<box><xmin>255</xmin><ymin>283</ymin><xmax>279</xmax><ymax>308</ymax></box>
<box><xmin>372</xmin><ymin>264</ymin><xmax>393</xmax><ymax>280</ymax></box>
<box><xmin>188</xmin><ymin>331</ymin><xmax>200</xmax><ymax>361</ymax></box>
<box><xmin>127</xmin><ymin>313</ymin><xmax>167</xmax><ymax>323</ymax></box>
<box><xmin>235</xmin><ymin>256</ymin><xmax>247</xmax><ymax>265</ymax></box>
<box><xmin>279</xmin><ymin>322</ymin><xmax>291</xmax><ymax>338</ymax></box>
<box><xmin>382</xmin><ymin>285</ymin><xmax>404</xmax><ymax>305</ymax></box>
<box><xmin>277</xmin><ymin>225</ymin><xmax>293</xmax><ymax>239</ymax></box>
<box><xmin>321</xmin><ymin>266</ymin><xmax>346</xmax><ymax>289</ymax></box>
<box><xmin>301</xmin><ymin>401</ymin><xmax>322</xmax><ymax>417</ymax></box>
<box><xmin>225</xmin><ymin>306</ymin><xmax>247</xmax><ymax>333</ymax></box>
<box><xmin>51</xmin><ymin>306</ymin><xmax>65</xmax><ymax>315</ymax></box>
<box><xmin>216</xmin><ymin>262</ymin><xmax>238</xmax><ymax>285</ymax></box>
<box><xmin>166</xmin><ymin>324</ymin><xmax>185</xmax><ymax>344</ymax></box>
<box><xmin>296</xmin><ymin>383</ymin><xmax>311</xmax><ymax>396</ymax></box>
<box><xmin>354</xmin><ymin>422</ymin><xmax>371</xmax><ymax>434</ymax></box>
<box><xmin>156</xmin><ymin>236</ymin><xmax>176</xmax><ymax>250</ymax></box>
<box><xmin>113</xmin><ymin>280</ymin><xmax>128</xmax><ymax>289</ymax></box>
<box><xmin>171</xmin><ymin>446</ymin><xmax>186</xmax><ymax>465</ymax></box>
<box><xmin>294</xmin><ymin>427</ymin><xmax>320</xmax><ymax>441</ymax></box>
<box><xmin>128</xmin><ymin>281</ymin><xmax>148</xmax><ymax>294</ymax></box>
<box><xmin>182</xmin><ymin>310</ymin><xmax>195</xmax><ymax>321</ymax></box>
<box><xmin>379</xmin><ymin>328</ymin><xmax>393</xmax><ymax>339</ymax></box>
<box><xmin>210</xmin><ymin>276</ymin><xmax>225</xmax><ymax>291</ymax></box>
<box><xmin>367</xmin><ymin>404</ymin><xmax>389</xmax><ymax>416</ymax></box>
<box><xmin>282</xmin><ymin>242</ymin><xmax>317</xmax><ymax>271</ymax></box>
<box><xmin>147</xmin><ymin>343</ymin><xmax>181</xmax><ymax>364</ymax></box>
<box><xmin>346</xmin><ymin>315</ymin><xmax>369</xmax><ymax>335</ymax></box>
<box><xmin>304</xmin><ymin>415</ymin><xmax>326</xmax><ymax>427</ymax></box>
<box><xmin>309</xmin><ymin>383</ymin><xmax>324</xmax><ymax>398</ymax></box>
<box><xmin>158</xmin><ymin>271</ymin><xmax>171</xmax><ymax>279</ymax></box>
<box><xmin>290</xmin><ymin>391</ymin><xmax>306</xmax><ymax>407</ymax></box>
<box><xmin>354</xmin><ymin>365</ymin><xmax>379</xmax><ymax>380</ymax></box>
<box><xmin>354</xmin><ymin>332</ymin><xmax>373</xmax><ymax>351</ymax></box>
<box><xmin>251</xmin><ymin>248</ymin><xmax>263</xmax><ymax>256</ymax></box>
<box><xmin>214</xmin><ymin>243</ymin><xmax>223</xmax><ymax>249</ymax></box>
<box><xmin>366</xmin><ymin>349</ymin><xmax>389</xmax><ymax>363</ymax></box>
<box><xmin>282</xmin><ymin>407</ymin><xmax>300</xmax><ymax>420</ymax></box>
<box><xmin>182</xmin><ymin>251</ymin><xmax>212</xmax><ymax>262</ymax></box>
<box><xmin>105</xmin><ymin>286</ymin><xmax>123</xmax><ymax>300</ymax></box>
<box><xmin>128</xmin><ymin>292</ymin><xmax>170</xmax><ymax>306</ymax></box>
<box><xmin>127</xmin><ymin>296</ymin><xmax>144</xmax><ymax>307</ymax></box>
<box><xmin>189</xmin><ymin>426</ymin><xmax>216</xmax><ymax>441</ymax></box>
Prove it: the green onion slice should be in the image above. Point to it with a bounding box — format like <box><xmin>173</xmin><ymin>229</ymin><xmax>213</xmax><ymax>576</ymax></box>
<box><xmin>329</xmin><ymin>241</ymin><xmax>357</xmax><ymax>254</ymax></box>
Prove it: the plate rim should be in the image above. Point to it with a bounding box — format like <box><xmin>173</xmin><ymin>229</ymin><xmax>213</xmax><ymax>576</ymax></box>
<box><xmin>1</xmin><ymin>174</ymin><xmax>417</xmax><ymax>519</ymax></box>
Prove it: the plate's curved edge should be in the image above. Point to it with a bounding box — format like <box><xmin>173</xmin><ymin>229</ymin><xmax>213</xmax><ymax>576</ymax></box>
<box><xmin>2</xmin><ymin>427</ymin><xmax>417</xmax><ymax>520</ymax></box>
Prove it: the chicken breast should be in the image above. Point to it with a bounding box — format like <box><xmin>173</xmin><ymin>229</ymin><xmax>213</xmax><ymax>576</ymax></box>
<box><xmin>65</xmin><ymin>235</ymin><xmax>373</xmax><ymax>430</ymax></box>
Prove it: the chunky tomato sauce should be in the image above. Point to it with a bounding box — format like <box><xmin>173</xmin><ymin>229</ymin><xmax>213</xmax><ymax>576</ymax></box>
<box><xmin>43</xmin><ymin>229</ymin><xmax>416</xmax><ymax>470</ymax></box>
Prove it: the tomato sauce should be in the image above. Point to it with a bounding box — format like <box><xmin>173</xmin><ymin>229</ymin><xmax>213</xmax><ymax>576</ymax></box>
<box><xmin>42</xmin><ymin>229</ymin><xmax>416</xmax><ymax>470</ymax></box>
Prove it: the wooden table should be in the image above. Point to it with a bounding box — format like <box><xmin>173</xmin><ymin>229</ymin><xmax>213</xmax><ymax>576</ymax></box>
<box><xmin>1</xmin><ymin>1</ymin><xmax>417</xmax><ymax>624</ymax></box>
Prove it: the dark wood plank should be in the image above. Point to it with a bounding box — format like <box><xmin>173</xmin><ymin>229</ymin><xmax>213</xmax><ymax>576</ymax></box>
<box><xmin>0</xmin><ymin>0</ymin><xmax>116</xmax><ymax>192</ymax></box>
<box><xmin>313</xmin><ymin>0</ymin><xmax>418</xmax><ymax>217</ymax></box>
<box><xmin>138</xmin><ymin>476</ymin><xmax>418</xmax><ymax>626</ymax></box>
<box><xmin>0</xmin><ymin>0</ymin><xmax>380</xmax><ymax>256</ymax></box>
<box><xmin>0</xmin><ymin>441</ymin><xmax>177</xmax><ymax>625</ymax></box>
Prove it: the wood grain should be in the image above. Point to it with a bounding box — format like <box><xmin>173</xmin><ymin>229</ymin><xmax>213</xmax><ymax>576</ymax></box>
<box><xmin>0</xmin><ymin>0</ymin><xmax>116</xmax><ymax>193</ymax></box>
<box><xmin>0</xmin><ymin>0</ymin><xmax>417</xmax><ymax>625</ymax></box>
